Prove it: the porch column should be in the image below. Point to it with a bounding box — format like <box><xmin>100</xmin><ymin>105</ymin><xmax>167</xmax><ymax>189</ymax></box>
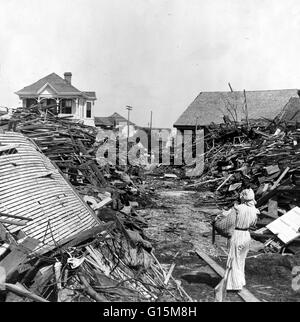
<box><xmin>76</xmin><ymin>98</ymin><xmax>79</xmax><ymax>118</ymax></box>
<box><xmin>37</xmin><ymin>97</ymin><xmax>41</xmax><ymax>109</ymax></box>
<box><xmin>56</xmin><ymin>98</ymin><xmax>60</xmax><ymax>114</ymax></box>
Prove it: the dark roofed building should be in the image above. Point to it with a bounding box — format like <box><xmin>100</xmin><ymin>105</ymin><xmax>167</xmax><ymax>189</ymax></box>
<box><xmin>174</xmin><ymin>89</ymin><xmax>299</xmax><ymax>130</ymax></box>
<box><xmin>95</xmin><ymin>112</ymin><xmax>135</xmax><ymax>130</ymax></box>
<box><xmin>94</xmin><ymin>116</ymin><xmax>114</xmax><ymax>129</ymax></box>
<box><xmin>109</xmin><ymin>112</ymin><xmax>135</xmax><ymax>126</ymax></box>
<box><xmin>16</xmin><ymin>72</ymin><xmax>97</xmax><ymax>126</ymax></box>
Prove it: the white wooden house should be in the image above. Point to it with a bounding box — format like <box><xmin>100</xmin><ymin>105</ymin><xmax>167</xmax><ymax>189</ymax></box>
<box><xmin>15</xmin><ymin>72</ymin><xmax>97</xmax><ymax>126</ymax></box>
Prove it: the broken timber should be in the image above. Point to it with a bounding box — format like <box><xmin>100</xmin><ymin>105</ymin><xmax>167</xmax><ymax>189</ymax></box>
<box><xmin>194</xmin><ymin>246</ymin><xmax>260</xmax><ymax>302</ymax></box>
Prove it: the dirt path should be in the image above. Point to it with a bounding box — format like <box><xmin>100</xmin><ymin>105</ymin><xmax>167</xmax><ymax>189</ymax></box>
<box><xmin>138</xmin><ymin>185</ymin><xmax>242</xmax><ymax>302</ymax></box>
<box><xmin>138</xmin><ymin>180</ymin><xmax>300</xmax><ymax>302</ymax></box>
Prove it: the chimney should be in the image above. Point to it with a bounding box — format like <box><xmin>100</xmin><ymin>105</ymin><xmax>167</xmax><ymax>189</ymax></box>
<box><xmin>64</xmin><ymin>72</ymin><xmax>72</xmax><ymax>84</ymax></box>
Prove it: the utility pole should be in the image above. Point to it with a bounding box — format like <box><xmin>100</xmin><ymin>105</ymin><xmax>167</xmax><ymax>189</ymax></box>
<box><xmin>148</xmin><ymin>111</ymin><xmax>153</xmax><ymax>163</ymax></box>
<box><xmin>150</xmin><ymin>111</ymin><xmax>153</xmax><ymax>132</ymax></box>
<box><xmin>228</xmin><ymin>82</ymin><xmax>233</xmax><ymax>92</ymax></box>
<box><xmin>126</xmin><ymin>105</ymin><xmax>133</xmax><ymax>163</ymax></box>
<box><xmin>243</xmin><ymin>89</ymin><xmax>249</xmax><ymax>129</ymax></box>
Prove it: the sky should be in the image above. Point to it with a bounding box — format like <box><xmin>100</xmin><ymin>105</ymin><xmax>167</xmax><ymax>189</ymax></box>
<box><xmin>1</xmin><ymin>0</ymin><xmax>300</xmax><ymax>127</ymax></box>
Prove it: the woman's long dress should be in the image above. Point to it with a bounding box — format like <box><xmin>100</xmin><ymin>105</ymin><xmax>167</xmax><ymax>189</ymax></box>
<box><xmin>226</xmin><ymin>203</ymin><xmax>258</xmax><ymax>290</ymax></box>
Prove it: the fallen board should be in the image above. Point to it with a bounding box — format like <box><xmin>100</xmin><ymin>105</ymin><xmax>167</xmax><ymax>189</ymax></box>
<box><xmin>266</xmin><ymin>207</ymin><xmax>300</xmax><ymax>244</ymax></box>
<box><xmin>267</xmin><ymin>198</ymin><xmax>278</xmax><ymax>219</ymax></box>
<box><xmin>194</xmin><ymin>246</ymin><xmax>260</xmax><ymax>302</ymax></box>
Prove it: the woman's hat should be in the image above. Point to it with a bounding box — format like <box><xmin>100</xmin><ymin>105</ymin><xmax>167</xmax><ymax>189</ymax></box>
<box><xmin>240</xmin><ymin>188</ymin><xmax>256</xmax><ymax>202</ymax></box>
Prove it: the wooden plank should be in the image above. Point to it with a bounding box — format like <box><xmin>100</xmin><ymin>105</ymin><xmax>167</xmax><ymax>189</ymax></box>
<box><xmin>267</xmin><ymin>198</ymin><xmax>278</xmax><ymax>219</ymax></box>
<box><xmin>0</xmin><ymin>144</ymin><xmax>19</xmax><ymax>152</ymax></box>
<box><xmin>0</xmin><ymin>219</ymin><xmax>27</xmax><ymax>226</ymax></box>
<box><xmin>4</xmin><ymin>282</ymin><xmax>49</xmax><ymax>302</ymax></box>
<box><xmin>0</xmin><ymin>212</ymin><xmax>33</xmax><ymax>221</ymax></box>
<box><xmin>216</xmin><ymin>174</ymin><xmax>234</xmax><ymax>191</ymax></box>
<box><xmin>271</xmin><ymin>167</ymin><xmax>290</xmax><ymax>190</ymax></box>
<box><xmin>264</xmin><ymin>165</ymin><xmax>280</xmax><ymax>175</ymax></box>
<box><xmin>194</xmin><ymin>246</ymin><xmax>260</xmax><ymax>302</ymax></box>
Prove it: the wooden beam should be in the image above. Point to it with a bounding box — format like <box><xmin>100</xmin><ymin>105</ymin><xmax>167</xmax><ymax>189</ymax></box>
<box><xmin>4</xmin><ymin>282</ymin><xmax>49</xmax><ymax>302</ymax></box>
<box><xmin>267</xmin><ymin>198</ymin><xmax>278</xmax><ymax>219</ymax></box>
<box><xmin>0</xmin><ymin>212</ymin><xmax>33</xmax><ymax>221</ymax></box>
<box><xmin>0</xmin><ymin>219</ymin><xmax>27</xmax><ymax>226</ymax></box>
<box><xmin>194</xmin><ymin>246</ymin><xmax>260</xmax><ymax>302</ymax></box>
<box><xmin>216</xmin><ymin>174</ymin><xmax>234</xmax><ymax>191</ymax></box>
<box><xmin>271</xmin><ymin>167</ymin><xmax>290</xmax><ymax>190</ymax></box>
<box><xmin>243</xmin><ymin>89</ymin><xmax>249</xmax><ymax>129</ymax></box>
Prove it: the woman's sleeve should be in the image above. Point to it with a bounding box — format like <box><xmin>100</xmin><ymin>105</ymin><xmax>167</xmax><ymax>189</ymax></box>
<box><xmin>251</xmin><ymin>210</ymin><xmax>258</xmax><ymax>226</ymax></box>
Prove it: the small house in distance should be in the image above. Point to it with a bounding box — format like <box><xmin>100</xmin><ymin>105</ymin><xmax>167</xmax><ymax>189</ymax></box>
<box><xmin>95</xmin><ymin>112</ymin><xmax>135</xmax><ymax>130</ymax></box>
<box><xmin>15</xmin><ymin>72</ymin><xmax>97</xmax><ymax>126</ymax></box>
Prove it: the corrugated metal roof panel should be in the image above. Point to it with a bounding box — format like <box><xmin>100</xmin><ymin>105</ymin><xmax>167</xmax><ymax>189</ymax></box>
<box><xmin>0</xmin><ymin>132</ymin><xmax>99</xmax><ymax>254</ymax></box>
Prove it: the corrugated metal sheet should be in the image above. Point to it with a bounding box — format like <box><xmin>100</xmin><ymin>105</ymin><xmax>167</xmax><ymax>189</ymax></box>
<box><xmin>0</xmin><ymin>132</ymin><xmax>99</xmax><ymax>253</ymax></box>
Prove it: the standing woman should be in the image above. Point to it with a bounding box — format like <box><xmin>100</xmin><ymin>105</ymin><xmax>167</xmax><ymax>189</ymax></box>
<box><xmin>226</xmin><ymin>188</ymin><xmax>259</xmax><ymax>291</ymax></box>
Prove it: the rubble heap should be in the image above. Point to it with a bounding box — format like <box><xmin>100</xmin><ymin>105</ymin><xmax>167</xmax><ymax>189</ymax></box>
<box><xmin>191</xmin><ymin>120</ymin><xmax>300</xmax><ymax>252</ymax></box>
<box><xmin>0</xmin><ymin>106</ymin><xmax>191</xmax><ymax>302</ymax></box>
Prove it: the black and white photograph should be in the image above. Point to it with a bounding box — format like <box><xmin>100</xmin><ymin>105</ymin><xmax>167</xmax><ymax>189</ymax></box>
<box><xmin>0</xmin><ymin>0</ymin><xmax>300</xmax><ymax>307</ymax></box>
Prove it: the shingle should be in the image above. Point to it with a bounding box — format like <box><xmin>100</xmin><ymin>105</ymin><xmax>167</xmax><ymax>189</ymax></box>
<box><xmin>16</xmin><ymin>73</ymin><xmax>82</xmax><ymax>95</ymax></box>
<box><xmin>83</xmin><ymin>91</ymin><xmax>97</xmax><ymax>99</ymax></box>
<box><xmin>174</xmin><ymin>89</ymin><xmax>299</xmax><ymax>127</ymax></box>
<box><xmin>94</xmin><ymin>117</ymin><xmax>113</xmax><ymax>127</ymax></box>
<box><xmin>109</xmin><ymin>113</ymin><xmax>135</xmax><ymax>126</ymax></box>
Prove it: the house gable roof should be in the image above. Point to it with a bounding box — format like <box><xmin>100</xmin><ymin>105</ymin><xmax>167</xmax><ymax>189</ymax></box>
<box><xmin>37</xmin><ymin>82</ymin><xmax>58</xmax><ymax>95</ymax></box>
<box><xmin>16</xmin><ymin>73</ymin><xmax>97</xmax><ymax>100</ymax></box>
<box><xmin>94</xmin><ymin>112</ymin><xmax>136</xmax><ymax>127</ymax></box>
<box><xmin>83</xmin><ymin>91</ymin><xmax>97</xmax><ymax>100</ymax></box>
<box><xmin>109</xmin><ymin>112</ymin><xmax>135</xmax><ymax>126</ymax></box>
<box><xmin>174</xmin><ymin>89</ymin><xmax>299</xmax><ymax>127</ymax></box>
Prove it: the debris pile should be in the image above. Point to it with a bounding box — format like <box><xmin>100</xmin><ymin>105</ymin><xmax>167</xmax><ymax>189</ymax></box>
<box><xmin>191</xmin><ymin>120</ymin><xmax>300</xmax><ymax>252</ymax></box>
<box><xmin>0</xmin><ymin>106</ymin><xmax>191</xmax><ymax>302</ymax></box>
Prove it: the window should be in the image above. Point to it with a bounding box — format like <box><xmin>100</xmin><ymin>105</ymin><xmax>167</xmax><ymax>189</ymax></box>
<box><xmin>61</xmin><ymin>99</ymin><xmax>72</xmax><ymax>114</ymax></box>
<box><xmin>86</xmin><ymin>102</ymin><xmax>92</xmax><ymax>118</ymax></box>
<box><xmin>26</xmin><ymin>98</ymin><xmax>37</xmax><ymax>108</ymax></box>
